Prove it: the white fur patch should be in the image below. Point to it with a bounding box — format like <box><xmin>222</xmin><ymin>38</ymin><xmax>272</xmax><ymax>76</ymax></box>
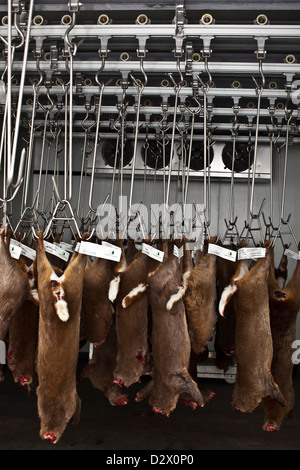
<box><xmin>218</xmin><ymin>284</ymin><xmax>237</xmax><ymax>317</ymax></box>
<box><xmin>109</xmin><ymin>276</ymin><xmax>120</xmax><ymax>302</ymax></box>
<box><xmin>30</xmin><ymin>288</ymin><xmax>39</xmax><ymax>303</ymax></box>
<box><xmin>166</xmin><ymin>271</ymin><xmax>191</xmax><ymax>311</ymax></box>
<box><xmin>116</xmin><ymin>254</ymin><xmax>127</xmax><ymax>273</ymax></box>
<box><xmin>218</xmin><ymin>260</ymin><xmax>248</xmax><ymax>317</ymax></box>
<box><xmin>122</xmin><ymin>283</ymin><xmax>147</xmax><ymax>308</ymax></box>
<box><xmin>50</xmin><ymin>270</ymin><xmax>69</xmax><ymax>321</ymax></box>
<box><xmin>55</xmin><ymin>298</ymin><xmax>69</xmax><ymax>322</ymax></box>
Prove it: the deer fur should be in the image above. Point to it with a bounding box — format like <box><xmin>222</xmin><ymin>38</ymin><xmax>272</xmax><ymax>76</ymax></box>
<box><xmin>214</xmin><ymin>244</ymin><xmax>238</xmax><ymax>371</ymax></box>
<box><xmin>262</xmin><ymin>244</ymin><xmax>300</xmax><ymax>431</ymax></box>
<box><xmin>36</xmin><ymin>231</ymin><xmax>89</xmax><ymax>444</ymax></box>
<box><xmin>135</xmin><ymin>240</ymin><xmax>213</xmax><ymax>416</ymax></box>
<box><xmin>275</xmin><ymin>246</ymin><xmax>288</xmax><ymax>289</ymax></box>
<box><xmin>113</xmin><ymin>247</ymin><xmax>152</xmax><ymax>388</ymax></box>
<box><xmin>82</xmin><ymin>256</ymin><xmax>114</xmax><ymax>346</ymax></box>
<box><xmin>220</xmin><ymin>243</ymin><xmax>286</xmax><ymax>413</ymax></box>
<box><xmin>0</xmin><ymin>229</ymin><xmax>30</xmax><ymax>341</ymax></box>
<box><xmin>184</xmin><ymin>236</ymin><xmax>218</xmax><ymax>355</ymax></box>
<box><xmin>79</xmin><ymin>317</ymin><xmax>128</xmax><ymax>406</ymax></box>
<box><xmin>7</xmin><ymin>298</ymin><xmax>39</xmax><ymax>391</ymax></box>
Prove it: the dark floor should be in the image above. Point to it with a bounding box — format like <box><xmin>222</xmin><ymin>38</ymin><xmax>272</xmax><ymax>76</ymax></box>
<box><xmin>0</xmin><ymin>358</ymin><xmax>300</xmax><ymax>452</ymax></box>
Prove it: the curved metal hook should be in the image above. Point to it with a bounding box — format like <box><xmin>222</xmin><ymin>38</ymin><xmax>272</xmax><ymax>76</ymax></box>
<box><xmin>252</xmin><ymin>58</ymin><xmax>265</xmax><ymax>92</ymax></box>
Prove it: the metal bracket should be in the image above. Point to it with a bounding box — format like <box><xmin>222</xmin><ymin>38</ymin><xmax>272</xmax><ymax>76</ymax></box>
<box><xmin>68</xmin><ymin>0</ymin><xmax>83</xmax><ymax>13</ymax></box>
<box><xmin>254</xmin><ymin>36</ymin><xmax>267</xmax><ymax>59</ymax></box>
<box><xmin>173</xmin><ymin>1</ymin><xmax>186</xmax><ymax>58</ymax></box>
<box><xmin>136</xmin><ymin>36</ymin><xmax>149</xmax><ymax>58</ymax></box>
<box><xmin>50</xmin><ymin>44</ymin><xmax>59</xmax><ymax>72</ymax></box>
<box><xmin>185</xmin><ymin>41</ymin><xmax>193</xmax><ymax>75</ymax></box>
<box><xmin>33</xmin><ymin>37</ymin><xmax>46</xmax><ymax>59</ymax></box>
<box><xmin>200</xmin><ymin>35</ymin><xmax>214</xmax><ymax>58</ymax></box>
<box><xmin>98</xmin><ymin>36</ymin><xmax>111</xmax><ymax>58</ymax></box>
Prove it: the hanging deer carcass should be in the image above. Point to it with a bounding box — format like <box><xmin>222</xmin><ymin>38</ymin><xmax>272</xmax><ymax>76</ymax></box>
<box><xmin>135</xmin><ymin>240</ymin><xmax>214</xmax><ymax>416</ymax></box>
<box><xmin>35</xmin><ymin>231</ymin><xmax>89</xmax><ymax>444</ymax></box>
<box><xmin>262</xmin><ymin>244</ymin><xmax>300</xmax><ymax>431</ymax></box>
<box><xmin>79</xmin><ymin>317</ymin><xmax>128</xmax><ymax>406</ymax></box>
<box><xmin>219</xmin><ymin>243</ymin><xmax>286</xmax><ymax>413</ymax></box>
<box><xmin>112</xmin><ymin>244</ymin><xmax>153</xmax><ymax>389</ymax></box>
<box><xmin>0</xmin><ymin>229</ymin><xmax>30</xmax><ymax>341</ymax></box>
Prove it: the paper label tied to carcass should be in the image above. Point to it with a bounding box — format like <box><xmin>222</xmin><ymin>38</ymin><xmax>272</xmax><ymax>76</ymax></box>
<box><xmin>54</xmin><ymin>241</ymin><xmax>74</xmax><ymax>253</ymax></box>
<box><xmin>76</xmin><ymin>240</ymin><xmax>121</xmax><ymax>262</ymax></box>
<box><xmin>238</xmin><ymin>247</ymin><xmax>266</xmax><ymax>261</ymax></box>
<box><xmin>10</xmin><ymin>238</ymin><xmax>36</xmax><ymax>261</ymax></box>
<box><xmin>142</xmin><ymin>243</ymin><xmax>164</xmax><ymax>262</ymax></box>
<box><xmin>100</xmin><ymin>241</ymin><xmax>122</xmax><ymax>262</ymax></box>
<box><xmin>284</xmin><ymin>248</ymin><xmax>300</xmax><ymax>260</ymax></box>
<box><xmin>208</xmin><ymin>243</ymin><xmax>237</xmax><ymax>262</ymax></box>
<box><xmin>9</xmin><ymin>244</ymin><xmax>22</xmax><ymax>259</ymax></box>
<box><xmin>43</xmin><ymin>240</ymin><xmax>70</xmax><ymax>262</ymax></box>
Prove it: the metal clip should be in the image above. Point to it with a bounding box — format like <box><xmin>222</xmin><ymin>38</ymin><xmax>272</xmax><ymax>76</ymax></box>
<box><xmin>254</xmin><ymin>36</ymin><xmax>267</xmax><ymax>60</ymax></box>
<box><xmin>185</xmin><ymin>41</ymin><xmax>193</xmax><ymax>75</ymax></box>
<box><xmin>173</xmin><ymin>1</ymin><xmax>186</xmax><ymax>57</ymax></box>
<box><xmin>200</xmin><ymin>35</ymin><xmax>214</xmax><ymax>58</ymax></box>
<box><xmin>50</xmin><ymin>44</ymin><xmax>59</xmax><ymax>72</ymax></box>
<box><xmin>68</xmin><ymin>0</ymin><xmax>83</xmax><ymax>13</ymax></box>
<box><xmin>136</xmin><ymin>36</ymin><xmax>149</xmax><ymax>58</ymax></box>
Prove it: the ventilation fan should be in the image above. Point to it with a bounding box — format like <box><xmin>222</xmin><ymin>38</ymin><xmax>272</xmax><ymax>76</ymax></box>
<box><xmin>222</xmin><ymin>142</ymin><xmax>254</xmax><ymax>173</ymax></box>
<box><xmin>102</xmin><ymin>140</ymin><xmax>133</xmax><ymax>168</ymax></box>
<box><xmin>186</xmin><ymin>143</ymin><xmax>214</xmax><ymax>171</ymax></box>
<box><xmin>141</xmin><ymin>141</ymin><xmax>171</xmax><ymax>169</ymax></box>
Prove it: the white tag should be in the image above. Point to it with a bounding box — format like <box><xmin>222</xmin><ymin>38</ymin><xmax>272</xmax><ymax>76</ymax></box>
<box><xmin>238</xmin><ymin>247</ymin><xmax>266</xmax><ymax>260</ymax></box>
<box><xmin>10</xmin><ymin>239</ymin><xmax>36</xmax><ymax>261</ymax></box>
<box><xmin>208</xmin><ymin>244</ymin><xmax>237</xmax><ymax>262</ymax></box>
<box><xmin>173</xmin><ymin>245</ymin><xmax>183</xmax><ymax>259</ymax></box>
<box><xmin>44</xmin><ymin>240</ymin><xmax>70</xmax><ymax>262</ymax></box>
<box><xmin>0</xmin><ymin>340</ymin><xmax>6</xmax><ymax>364</ymax></box>
<box><xmin>142</xmin><ymin>243</ymin><xmax>164</xmax><ymax>262</ymax></box>
<box><xmin>77</xmin><ymin>241</ymin><xmax>121</xmax><ymax>262</ymax></box>
<box><xmin>54</xmin><ymin>241</ymin><xmax>74</xmax><ymax>253</ymax></box>
<box><xmin>99</xmin><ymin>243</ymin><xmax>122</xmax><ymax>262</ymax></box>
<box><xmin>284</xmin><ymin>249</ymin><xmax>300</xmax><ymax>260</ymax></box>
<box><xmin>9</xmin><ymin>244</ymin><xmax>22</xmax><ymax>259</ymax></box>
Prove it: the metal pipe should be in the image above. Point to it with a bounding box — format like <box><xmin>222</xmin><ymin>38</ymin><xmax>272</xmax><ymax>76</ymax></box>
<box><xmin>249</xmin><ymin>58</ymin><xmax>265</xmax><ymax>218</ymax></box>
<box><xmin>128</xmin><ymin>57</ymin><xmax>147</xmax><ymax>212</ymax></box>
<box><xmin>88</xmin><ymin>83</ymin><xmax>104</xmax><ymax>212</ymax></box>
<box><xmin>8</xmin><ymin>0</ymin><xmax>34</xmax><ymax>187</ymax></box>
<box><xmin>6</xmin><ymin>0</ymin><xmax>12</xmax><ymax>192</ymax></box>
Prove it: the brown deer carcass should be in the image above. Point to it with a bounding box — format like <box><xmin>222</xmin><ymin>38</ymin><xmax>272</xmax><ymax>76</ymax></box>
<box><xmin>219</xmin><ymin>243</ymin><xmax>286</xmax><ymax>413</ymax></box>
<box><xmin>184</xmin><ymin>236</ymin><xmax>218</xmax><ymax>356</ymax></box>
<box><xmin>113</xmin><ymin>245</ymin><xmax>152</xmax><ymax>389</ymax></box>
<box><xmin>0</xmin><ymin>228</ymin><xmax>30</xmax><ymax>341</ymax></box>
<box><xmin>81</xmin><ymin>256</ymin><xmax>114</xmax><ymax>347</ymax></box>
<box><xmin>214</xmin><ymin>244</ymin><xmax>237</xmax><ymax>371</ymax></box>
<box><xmin>79</xmin><ymin>317</ymin><xmax>128</xmax><ymax>406</ymax></box>
<box><xmin>7</xmin><ymin>297</ymin><xmax>39</xmax><ymax>392</ymax></box>
<box><xmin>275</xmin><ymin>245</ymin><xmax>288</xmax><ymax>289</ymax></box>
<box><xmin>262</xmin><ymin>244</ymin><xmax>300</xmax><ymax>432</ymax></box>
<box><xmin>136</xmin><ymin>240</ymin><xmax>214</xmax><ymax>416</ymax></box>
<box><xmin>36</xmin><ymin>231</ymin><xmax>88</xmax><ymax>444</ymax></box>
<box><xmin>7</xmin><ymin>250</ymin><xmax>39</xmax><ymax>391</ymax></box>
